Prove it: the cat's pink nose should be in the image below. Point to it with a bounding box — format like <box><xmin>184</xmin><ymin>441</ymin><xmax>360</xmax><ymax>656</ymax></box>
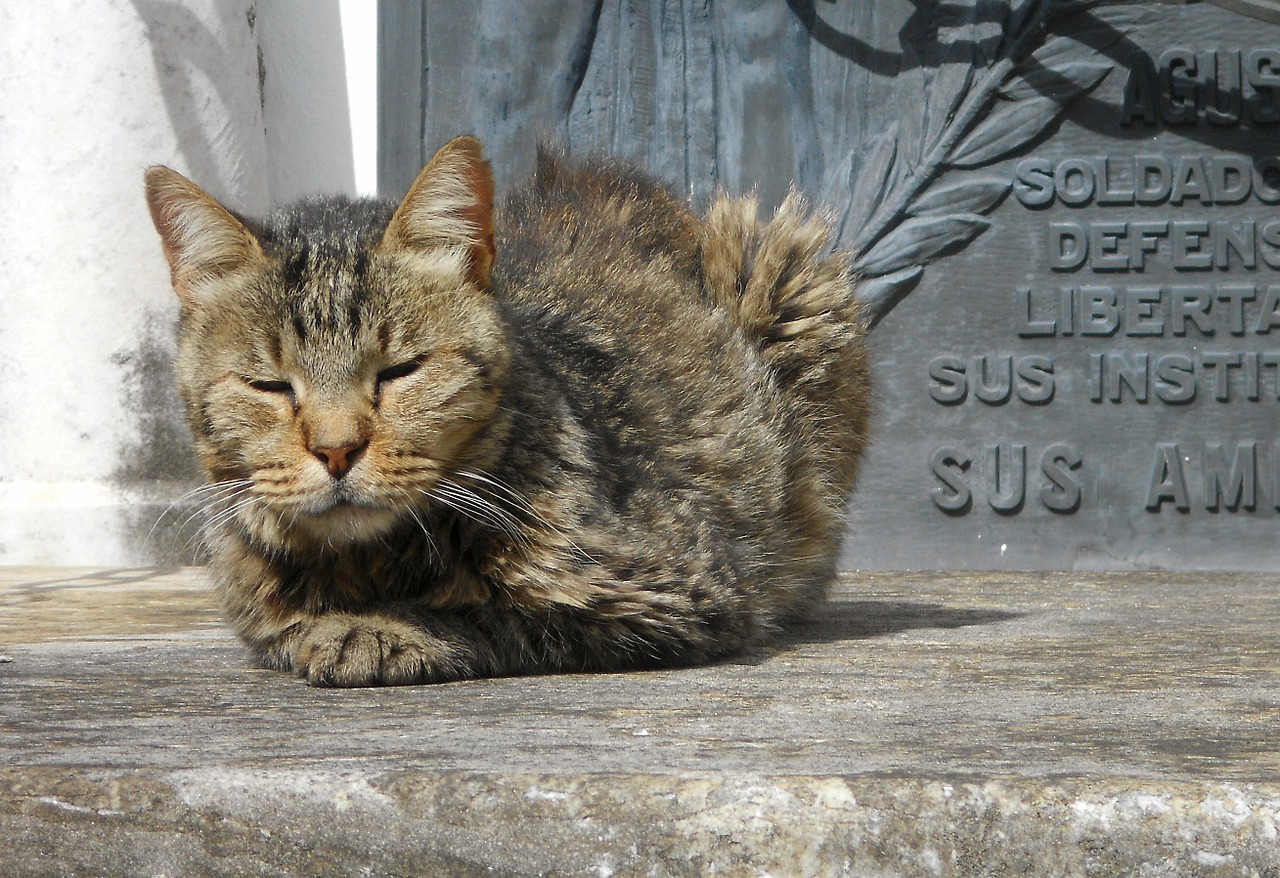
<box><xmin>311</xmin><ymin>441</ymin><xmax>366</xmax><ymax>479</ymax></box>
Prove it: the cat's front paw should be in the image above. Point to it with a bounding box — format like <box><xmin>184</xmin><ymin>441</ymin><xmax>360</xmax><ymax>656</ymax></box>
<box><xmin>296</xmin><ymin>614</ymin><xmax>449</xmax><ymax>687</ymax></box>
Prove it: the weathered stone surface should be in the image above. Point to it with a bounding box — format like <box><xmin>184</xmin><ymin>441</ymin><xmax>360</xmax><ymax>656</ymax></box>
<box><xmin>379</xmin><ymin>1</ymin><xmax>1280</xmax><ymax>571</ymax></box>
<box><xmin>2</xmin><ymin>567</ymin><xmax>1278</xmax><ymax>875</ymax></box>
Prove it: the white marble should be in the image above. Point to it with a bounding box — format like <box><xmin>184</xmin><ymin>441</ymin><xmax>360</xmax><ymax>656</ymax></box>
<box><xmin>0</xmin><ymin>1</ymin><xmax>370</xmax><ymax>564</ymax></box>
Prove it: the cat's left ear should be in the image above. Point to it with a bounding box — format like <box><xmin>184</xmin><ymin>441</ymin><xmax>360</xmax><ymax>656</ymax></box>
<box><xmin>144</xmin><ymin>166</ymin><xmax>266</xmax><ymax>307</ymax></box>
<box><xmin>379</xmin><ymin>136</ymin><xmax>496</xmax><ymax>289</ymax></box>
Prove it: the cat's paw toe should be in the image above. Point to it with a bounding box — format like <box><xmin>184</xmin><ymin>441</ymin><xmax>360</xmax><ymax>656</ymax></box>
<box><xmin>298</xmin><ymin>615</ymin><xmax>443</xmax><ymax>687</ymax></box>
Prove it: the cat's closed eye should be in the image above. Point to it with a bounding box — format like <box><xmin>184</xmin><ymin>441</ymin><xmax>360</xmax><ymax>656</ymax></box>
<box><xmin>376</xmin><ymin>356</ymin><xmax>427</xmax><ymax>387</ymax></box>
<box><xmin>247</xmin><ymin>378</ymin><xmax>294</xmax><ymax>395</ymax></box>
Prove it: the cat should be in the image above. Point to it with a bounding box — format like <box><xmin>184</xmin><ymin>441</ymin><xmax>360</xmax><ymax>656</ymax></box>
<box><xmin>143</xmin><ymin>136</ymin><xmax>870</xmax><ymax>687</ymax></box>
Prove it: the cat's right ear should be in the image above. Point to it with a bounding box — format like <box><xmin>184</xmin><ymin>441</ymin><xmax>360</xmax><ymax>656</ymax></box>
<box><xmin>378</xmin><ymin>136</ymin><xmax>496</xmax><ymax>289</ymax></box>
<box><xmin>143</xmin><ymin>166</ymin><xmax>265</xmax><ymax>307</ymax></box>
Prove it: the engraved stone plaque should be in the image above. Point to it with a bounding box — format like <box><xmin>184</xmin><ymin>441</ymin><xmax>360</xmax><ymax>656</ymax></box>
<box><xmin>842</xmin><ymin>2</ymin><xmax>1280</xmax><ymax>569</ymax></box>
<box><xmin>380</xmin><ymin>0</ymin><xmax>1280</xmax><ymax>570</ymax></box>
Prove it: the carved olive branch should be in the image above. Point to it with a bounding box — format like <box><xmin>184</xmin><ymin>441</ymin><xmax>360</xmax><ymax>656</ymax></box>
<box><xmin>850</xmin><ymin>3</ymin><xmax>1051</xmax><ymax>258</ymax></box>
<box><xmin>847</xmin><ymin>1</ymin><xmax>1144</xmax><ymax>328</ymax></box>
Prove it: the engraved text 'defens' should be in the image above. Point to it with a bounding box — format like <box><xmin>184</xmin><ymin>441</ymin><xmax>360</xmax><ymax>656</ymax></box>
<box><xmin>1045</xmin><ymin>221</ymin><xmax>1280</xmax><ymax>272</ymax></box>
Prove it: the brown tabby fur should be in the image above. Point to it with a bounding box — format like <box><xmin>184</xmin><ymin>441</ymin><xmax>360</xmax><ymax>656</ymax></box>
<box><xmin>144</xmin><ymin>136</ymin><xmax>869</xmax><ymax>687</ymax></box>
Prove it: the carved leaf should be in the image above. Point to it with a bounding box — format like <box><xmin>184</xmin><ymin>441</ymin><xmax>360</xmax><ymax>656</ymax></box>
<box><xmin>946</xmin><ymin>93</ymin><xmax>1066</xmax><ymax>169</ymax></box>
<box><xmin>1000</xmin><ymin>59</ymin><xmax>1111</xmax><ymax>100</ymax></box>
<box><xmin>845</xmin><ymin>123</ymin><xmax>901</xmax><ymax>237</ymax></box>
<box><xmin>909</xmin><ymin>176</ymin><xmax>1010</xmax><ymax>217</ymax></box>
<box><xmin>856</xmin><ymin>213</ymin><xmax>991</xmax><ymax>277</ymax></box>
<box><xmin>1034</xmin><ymin>7</ymin><xmax>1159</xmax><ymax>67</ymax></box>
<box><xmin>1001</xmin><ymin>0</ymin><xmax>1044</xmax><ymax>54</ymax></box>
<box><xmin>837</xmin><ymin>1</ymin><xmax>1156</xmax><ymax>329</ymax></box>
<box><xmin>922</xmin><ymin>62</ymin><xmax>976</xmax><ymax>159</ymax></box>
<box><xmin>857</xmin><ymin>266</ymin><xmax>924</xmax><ymax>331</ymax></box>
<box><xmin>945</xmin><ymin>3</ymin><xmax>1160</xmax><ymax>172</ymax></box>
<box><xmin>1003</xmin><ymin>5</ymin><xmax>1156</xmax><ymax>99</ymax></box>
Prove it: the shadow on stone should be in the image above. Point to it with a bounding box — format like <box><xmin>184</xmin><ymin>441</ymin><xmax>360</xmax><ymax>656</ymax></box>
<box><xmin>781</xmin><ymin>599</ymin><xmax>1026</xmax><ymax>646</ymax></box>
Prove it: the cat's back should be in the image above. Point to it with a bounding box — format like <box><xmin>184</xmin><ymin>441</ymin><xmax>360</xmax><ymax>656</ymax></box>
<box><xmin>487</xmin><ymin>147</ymin><xmax>868</xmax><ymax>622</ymax></box>
<box><xmin>492</xmin><ymin>147</ymin><xmax>706</xmax><ymax>318</ymax></box>
<box><xmin>490</xmin><ymin>147</ymin><xmax>762</xmax><ymax>424</ymax></box>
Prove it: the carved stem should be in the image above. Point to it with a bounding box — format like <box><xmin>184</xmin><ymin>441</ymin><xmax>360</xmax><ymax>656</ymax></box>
<box><xmin>851</xmin><ymin>2</ymin><xmax>1051</xmax><ymax>259</ymax></box>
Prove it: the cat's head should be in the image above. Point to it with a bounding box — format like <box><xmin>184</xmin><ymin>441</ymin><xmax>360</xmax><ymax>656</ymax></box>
<box><xmin>144</xmin><ymin>136</ymin><xmax>509</xmax><ymax>550</ymax></box>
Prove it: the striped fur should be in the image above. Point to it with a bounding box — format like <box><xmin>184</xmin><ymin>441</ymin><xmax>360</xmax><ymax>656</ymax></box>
<box><xmin>144</xmin><ymin>137</ymin><xmax>870</xmax><ymax>686</ymax></box>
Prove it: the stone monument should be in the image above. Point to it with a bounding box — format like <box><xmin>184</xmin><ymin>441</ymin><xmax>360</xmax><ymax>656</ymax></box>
<box><xmin>378</xmin><ymin>0</ymin><xmax>1279</xmax><ymax>570</ymax></box>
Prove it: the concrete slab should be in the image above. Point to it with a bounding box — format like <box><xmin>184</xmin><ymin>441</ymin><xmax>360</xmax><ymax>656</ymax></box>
<box><xmin>1</xmin><ymin>567</ymin><xmax>1278</xmax><ymax>876</ymax></box>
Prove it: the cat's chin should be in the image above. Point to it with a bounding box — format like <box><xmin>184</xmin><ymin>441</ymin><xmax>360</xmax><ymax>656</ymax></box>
<box><xmin>292</xmin><ymin>502</ymin><xmax>402</xmax><ymax>546</ymax></box>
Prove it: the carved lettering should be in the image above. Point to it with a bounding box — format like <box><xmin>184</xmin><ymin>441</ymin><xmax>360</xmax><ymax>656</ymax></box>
<box><xmin>1171</xmin><ymin>220</ymin><xmax>1212</xmax><ymax>268</ymax></box>
<box><xmin>928</xmin><ymin>442</ymin><xmax>1086</xmax><ymax>515</ymax></box>
<box><xmin>1160</xmin><ymin>48</ymin><xmax>1198</xmax><ymax>125</ymax></box>
<box><xmin>1086</xmin><ymin>349</ymin><xmax>1280</xmax><ymax>403</ymax></box>
<box><xmin>987</xmin><ymin>442</ymin><xmax>1026</xmax><ymax>513</ymax></box>
<box><xmin>930</xmin><ymin>447</ymin><xmax>971</xmax><ymax>513</ymax></box>
<box><xmin>927</xmin><ymin>354</ymin><xmax>1057</xmax><ymax>405</ymax></box>
<box><xmin>1143</xmin><ymin>442</ymin><xmax>1271</xmax><ymax>513</ymax></box>
<box><xmin>1171</xmin><ymin>157</ymin><xmax>1211</xmax><ymax>203</ymax></box>
<box><xmin>1018</xmin><ymin>156</ymin><xmax>1280</xmax><ymax>208</ymax></box>
<box><xmin>1212</xmin><ymin>156</ymin><xmax>1253</xmax><ymax>203</ymax></box>
<box><xmin>1046</xmin><ymin>218</ymin><xmax>1279</xmax><ymax>271</ymax></box>
<box><xmin>1012</xmin><ymin>157</ymin><xmax>1054</xmax><ymax>207</ymax></box>
<box><xmin>929</xmin><ymin>32</ymin><xmax>1280</xmax><ymax>531</ymax></box>
<box><xmin>1255</xmin><ymin>286</ymin><xmax>1280</xmax><ymax>332</ymax></box>
<box><xmin>1249</xmin><ymin>49</ymin><xmax>1280</xmax><ymax>123</ymax></box>
<box><xmin>1205</xmin><ymin>441</ymin><xmax>1258</xmax><ymax>510</ymax></box>
<box><xmin>1091</xmin><ymin>221</ymin><xmax>1130</xmax><ymax>270</ymax></box>
<box><xmin>1154</xmin><ymin>354</ymin><xmax>1197</xmax><ymax>403</ymax></box>
<box><xmin>1172</xmin><ymin>286</ymin><xmax>1213</xmax><ymax>335</ymax></box>
<box><xmin>1137</xmin><ymin>155</ymin><xmax>1172</xmax><ymax>203</ymax></box>
<box><xmin>1016</xmin><ymin>356</ymin><xmax>1055</xmax><ymax>403</ymax></box>
<box><xmin>1125</xmin><ymin>287</ymin><xmax>1164</xmax><ymax>336</ymax></box>
<box><xmin>1080</xmin><ymin>286</ymin><xmax>1119</xmax><ymax>335</ymax></box>
<box><xmin>1121</xmin><ymin>47</ymin><xmax>1280</xmax><ymax>127</ymax></box>
<box><xmin>974</xmin><ymin>355</ymin><xmax>1013</xmax><ymax>404</ymax></box>
<box><xmin>1146</xmin><ymin>443</ymin><xmax>1191</xmax><ymax>511</ymax></box>
<box><xmin>1018</xmin><ymin>285</ymin><xmax>1280</xmax><ymax>338</ymax></box>
<box><xmin>1217</xmin><ymin>284</ymin><xmax>1257</xmax><ymax>334</ymax></box>
<box><xmin>1206</xmin><ymin>50</ymin><xmax>1244</xmax><ymax>126</ymax></box>
<box><xmin>1201</xmin><ymin>351</ymin><xmax>1242</xmax><ymax>401</ymax></box>
<box><xmin>1121</xmin><ymin>53</ymin><xmax>1159</xmax><ymax>126</ymax></box>
<box><xmin>1108</xmin><ymin>351</ymin><xmax>1149</xmax><ymax>402</ymax></box>
<box><xmin>1016</xmin><ymin>286</ymin><xmax>1056</xmax><ymax>337</ymax></box>
<box><xmin>1050</xmin><ymin>221</ymin><xmax>1088</xmax><ymax>270</ymax></box>
<box><xmin>1040</xmin><ymin>444</ymin><xmax>1083</xmax><ymax>513</ymax></box>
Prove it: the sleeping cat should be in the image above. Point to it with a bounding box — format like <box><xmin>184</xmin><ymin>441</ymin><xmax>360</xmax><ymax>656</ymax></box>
<box><xmin>144</xmin><ymin>136</ymin><xmax>869</xmax><ymax>687</ymax></box>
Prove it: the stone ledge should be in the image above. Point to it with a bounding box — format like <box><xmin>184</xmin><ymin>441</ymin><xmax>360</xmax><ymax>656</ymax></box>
<box><xmin>2</xmin><ymin>568</ymin><xmax>1278</xmax><ymax>876</ymax></box>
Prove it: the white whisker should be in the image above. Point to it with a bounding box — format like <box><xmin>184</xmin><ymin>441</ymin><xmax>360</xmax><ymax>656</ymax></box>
<box><xmin>146</xmin><ymin>478</ymin><xmax>255</xmax><ymax>552</ymax></box>
<box><xmin>404</xmin><ymin>504</ymin><xmax>441</xmax><ymax>565</ymax></box>
<box><xmin>200</xmin><ymin>495</ymin><xmax>261</xmax><ymax>535</ymax></box>
<box><xmin>429</xmin><ymin>481</ymin><xmax>527</xmax><ymax>543</ymax></box>
<box><xmin>446</xmin><ymin>468</ymin><xmax>597</xmax><ymax>563</ymax></box>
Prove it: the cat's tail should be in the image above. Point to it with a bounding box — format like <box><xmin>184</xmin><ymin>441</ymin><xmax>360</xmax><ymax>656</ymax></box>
<box><xmin>700</xmin><ymin>190</ymin><xmax>868</xmax><ymax>418</ymax></box>
<box><xmin>701</xmin><ymin>191</ymin><xmax>871</xmax><ymax>621</ymax></box>
<box><xmin>702</xmin><ymin>191</ymin><xmax>857</xmax><ymax>344</ymax></box>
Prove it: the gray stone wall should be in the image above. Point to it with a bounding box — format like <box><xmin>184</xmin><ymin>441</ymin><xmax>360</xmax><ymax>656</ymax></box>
<box><xmin>380</xmin><ymin>0</ymin><xmax>1280</xmax><ymax>570</ymax></box>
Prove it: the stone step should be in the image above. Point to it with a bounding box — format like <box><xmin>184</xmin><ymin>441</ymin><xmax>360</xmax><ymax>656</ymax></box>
<box><xmin>2</xmin><ymin>568</ymin><xmax>1277</xmax><ymax>876</ymax></box>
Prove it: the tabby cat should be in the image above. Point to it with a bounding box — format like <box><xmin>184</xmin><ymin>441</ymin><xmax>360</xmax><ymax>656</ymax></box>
<box><xmin>144</xmin><ymin>136</ymin><xmax>869</xmax><ymax>687</ymax></box>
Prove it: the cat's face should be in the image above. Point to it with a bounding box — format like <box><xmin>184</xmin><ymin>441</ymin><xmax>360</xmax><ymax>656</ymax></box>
<box><xmin>145</xmin><ymin>137</ymin><xmax>507</xmax><ymax>549</ymax></box>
